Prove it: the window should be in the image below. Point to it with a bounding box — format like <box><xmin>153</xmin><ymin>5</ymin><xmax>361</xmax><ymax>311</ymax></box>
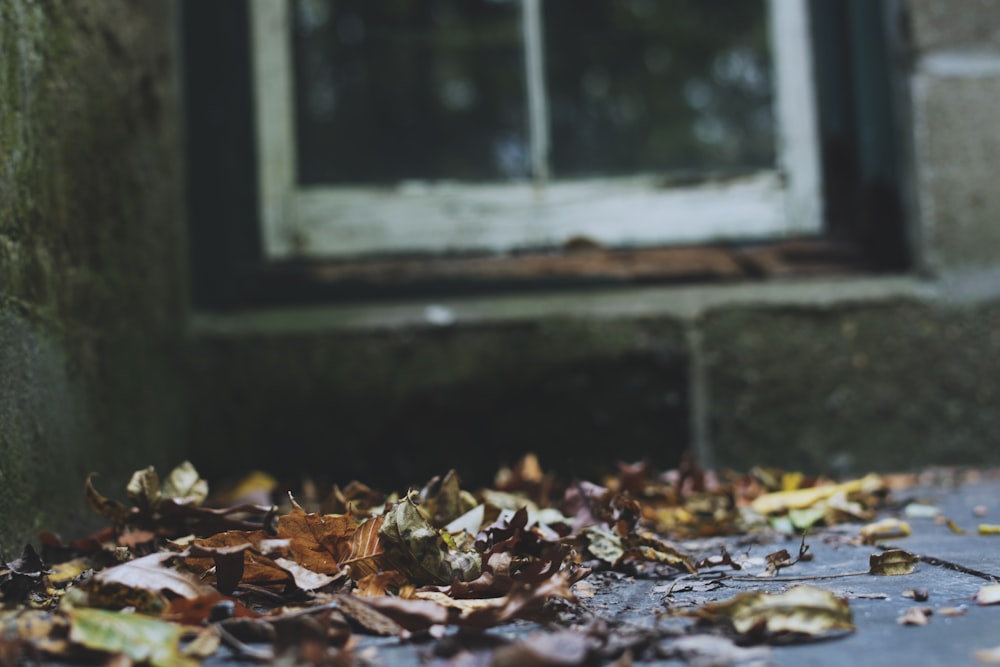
<box><xmin>182</xmin><ymin>1</ymin><xmax>906</xmax><ymax>307</ymax></box>
<box><xmin>249</xmin><ymin>0</ymin><xmax>821</xmax><ymax>260</ymax></box>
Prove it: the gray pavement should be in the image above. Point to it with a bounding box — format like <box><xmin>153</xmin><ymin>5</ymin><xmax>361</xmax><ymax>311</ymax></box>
<box><xmin>202</xmin><ymin>477</ymin><xmax>1000</xmax><ymax>666</ymax></box>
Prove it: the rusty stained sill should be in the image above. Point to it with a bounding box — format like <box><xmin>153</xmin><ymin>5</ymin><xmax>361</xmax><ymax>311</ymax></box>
<box><xmin>254</xmin><ymin>238</ymin><xmax>871</xmax><ymax>291</ymax></box>
<box><xmin>189</xmin><ymin>238</ymin><xmax>935</xmax><ymax>337</ymax></box>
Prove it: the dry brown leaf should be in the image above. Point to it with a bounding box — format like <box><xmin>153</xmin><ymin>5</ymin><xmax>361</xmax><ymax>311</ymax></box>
<box><xmin>327</xmin><ymin>593</ymin><xmax>402</xmax><ymax>636</ymax></box>
<box><xmin>272</xmin><ymin>557</ymin><xmax>340</xmax><ymax>591</ymax></box>
<box><xmin>184</xmin><ymin>536</ymin><xmax>293</xmax><ymax>592</ymax></box>
<box><xmin>164</xmin><ymin>594</ymin><xmax>257</xmax><ymax>624</ymax></box>
<box><xmin>860</xmin><ymin>518</ymin><xmax>911</xmax><ymax>544</ymax></box>
<box><xmin>898</xmin><ymin>606</ymin><xmax>932</xmax><ymax>626</ymax></box>
<box><xmin>84</xmin><ymin>474</ymin><xmax>134</xmax><ymax>526</ymax></box>
<box><xmin>620</xmin><ymin>532</ymin><xmax>696</xmax><ymax>573</ymax></box>
<box><xmin>459</xmin><ymin>569</ymin><xmax>582</xmax><ymax>629</ymax></box>
<box><xmin>354</xmin><ymin>571</ymin><xmax>405</xmax><ymax>596</ymax></box>
<box><xmin>95</xmin><ymin>552</ymin><xmax>215</xmax><ymax>599</ymax></box>
<box><xmin>356</xmin><ymin>595</ymin><xmax>455</xmax><ymax>632</ymax></box>
<box><xmin>686</xmin><ymin>585</ymin><xmax>854</xmax><ymax>641</ymax></box>
<box><xmin>491</xmin><ymin>629</ymin><xmax>598</xmax><ymax>667</ymax></box>
<box><xmin>187</xmin><ymin>530</ymin><xmax>276</xmax><ymax>594</ymax></box>
<box><xmin>0</xmin><ymin>610</ymin><xmax>71</xmax><ymax>655</ymax></box>
<box><xmin>869</xmin><ymin>549</ymin><xmax>919</xmax><ymax>576</ymax></box>
<box><xmin>662</xmin><ymin>635</ymin><xmax>772</xmax><ymax>666</ymax></box>
<box><xmin>419</xmin><ymin>469</ymin><xmax>477</xmax><ymax>528</ymax></box>
<box><xmin>276</xmin><ymin>499</ymin><xmax>358</xmax><ymax>575</ymax></box>
<box><xmin>342</xmin><ymin>515</ymin><xmax>385</xmax><ymax>580</ymax></box>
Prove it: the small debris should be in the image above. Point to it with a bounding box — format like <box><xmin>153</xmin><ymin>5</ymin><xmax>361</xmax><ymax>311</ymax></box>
<box><xmin>898</xmin><ymin>606</ymin><xmax>932</xmax><ymax>626</ymax></box>
<box><xmin>860</xmin><ymin>518</ymin><xmax>911</xmax><ymax>544</ymax></box>
<box><xmin>976</xmin><ymin>584</ymin><xmax>1000</xmax><ymax>605</ymax></box>
<box><xmin>904</xmin><ymin>503</ymin><xmax>941</xmax><ymax>519</ymax></box>
<box><xmin>940</xmin><ymin>606</ymin><xmax>968</xmax><ymax>617</ymax></box>
<box><xmin>974</xmin><ymin>646</ymin><xmax>1000</xmax><ymax>664</ymax></box>
<box><xmin>902</xmin><ymin>588</ymin><xmax>929</xmax><ymax>602</ymax></box>
<box><xmin>944</xmin><ymin>518</ymin><xmax>967</xmax><ymax>534</ymax></box>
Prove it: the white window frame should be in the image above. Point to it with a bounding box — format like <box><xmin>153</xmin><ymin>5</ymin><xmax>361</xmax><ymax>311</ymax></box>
<box><xmin>250</xmin><ymin>0</ymin><xmax>821</xmax><ymax>260</ymax></box>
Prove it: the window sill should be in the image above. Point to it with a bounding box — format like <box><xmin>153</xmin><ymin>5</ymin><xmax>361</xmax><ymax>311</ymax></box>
<box><xmin>223</xmin><ymin>238</ymin><xmax>876</xmax><ymax>306</ymax></box>
<box><xmin>190</xmin><ymin>271</ymin><xmax>928</xmax><ymax>337</ymax></box>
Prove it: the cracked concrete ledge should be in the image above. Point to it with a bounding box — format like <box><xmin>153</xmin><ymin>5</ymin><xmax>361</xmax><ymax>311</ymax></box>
<box><xmin>189</xmin><ymin>275</ymin><xmax>933</xmax><ymax>335</ymax></box>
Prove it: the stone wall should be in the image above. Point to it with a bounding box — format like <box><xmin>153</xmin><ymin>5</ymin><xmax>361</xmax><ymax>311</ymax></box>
<box><xmin>180</xmin><ymin>0</ymin><xmax>1000</xmax><ymax>489</ymax></box>
<box><xmin>187</xmin><ymin>316</ymin><xmax>689</xmax><ymax>490</ymax></box>
<box><xmin>908</xmin><ymin>0</ymin><xmax>1000</xmax><ymax>273</ymax></box>
<box><xmin>0</xmin><ymin>1</ymin><xmax>186</xmax><ymax>550</ymax></box>
<box><xmin>5</xmin><ymin>0</ymin><xmax>1000</xmax><ymax>553</ymax></box>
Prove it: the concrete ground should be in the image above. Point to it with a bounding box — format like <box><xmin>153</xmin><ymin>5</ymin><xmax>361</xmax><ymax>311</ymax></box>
<box><xmin>197</xmin><ymin>473</ymin><xmax>1000</xmax><ymax>666</ymax></box>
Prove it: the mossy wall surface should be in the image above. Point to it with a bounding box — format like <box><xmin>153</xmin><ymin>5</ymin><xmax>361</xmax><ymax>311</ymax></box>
<box><xmin>0</xmin><ymin>1</ymin><xmax>186</xmax><ymax>551</ymax></box>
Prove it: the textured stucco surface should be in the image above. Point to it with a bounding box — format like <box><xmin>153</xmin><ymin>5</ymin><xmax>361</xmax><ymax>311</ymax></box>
<box><xmin>187</xmin><ymin>318</ymin><xmax>690</xmax><ymax>490</ymax></box>
<box><xmin>907</xmin><ymin>0</ymin><xmax>1000</xmax><ymax>273</ymax></box>
<box><xmin>0</xmin><ymin>1</ymin><xmax>186</xmax><ymax>550</ymax></box>
<box><xmin>911</xmin><ymin>66</ymin><xmax>1000</xmax><ymax>271</ymax></box>
<box><xmin>908</xmin><ymin>0</ymin><xmax>1000</xmax><ymax>50</ymax></box>
<box><xmin>7</xmin><ymin>0</ymin><xmax>1000</xmax><ymax>553</ymax></box>
<box><xmin>703</xmin><ymin>299</ymin><xmax>1000</xmax><ymax>475</ymax></box>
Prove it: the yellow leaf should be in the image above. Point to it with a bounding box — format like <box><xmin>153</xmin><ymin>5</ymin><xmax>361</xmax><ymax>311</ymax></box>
<box><xmin>68</xmin><ymin>608</ymin><xmax>201</xmax><ymax>667</ymax></box>
<box><xmin>946</xmin><ymin>519</ymin><xmax>967</xmax><ymax>535</ymax></box>
<box><xmin>688</xmin><ymin>585</ymin><xmax>854</xmax><ymax>639</ymax></box>
<box><xmin>0</xmin><ymin>610</ymin><xmax>70</xmax><ymax>654</ymax></box>
<box><xmin>869</xmin><ymin>549</ymin><xmax>919</xmax><ymax>576</ymax></box>
<box><xmin>978</xmin><ymin>524</ymin><xmax>1000</xmax><ymax>535</ymax></box>
<box><xmin>860</xmin><ymin>518</ymin><xmax>911</xmax><ymax>544</ymax></box>
<box><xmin>750</xmin><ymin>474</ymin><xmax>884</xmax><ymax>515</ymax></box>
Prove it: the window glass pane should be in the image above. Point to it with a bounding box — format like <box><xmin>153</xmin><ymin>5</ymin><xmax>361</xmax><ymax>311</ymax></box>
<box><xmin>543</xmin><ymin>0</ymin><xmax>774</xmax><ymax>178</ymax></box>
<box><xmin>291</xmin><ymin>0</ymin><xmax>527</xmax><ymax>184</ymax></box>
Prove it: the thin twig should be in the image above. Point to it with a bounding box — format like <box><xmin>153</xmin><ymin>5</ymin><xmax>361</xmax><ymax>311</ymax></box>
<box><xmin>726</xmin><ymin>570</ymin><xmax>869</xmax><ymax>582</ymax></box>
<box><xmin>889</xmin><ymin>551</ymin><xmax>1000</xmax><ymax>583</ymax></box>
<box><xmin>216</xmin><ymin>624</ymin><xmax>274</xmax><ymax>662</ymax></box>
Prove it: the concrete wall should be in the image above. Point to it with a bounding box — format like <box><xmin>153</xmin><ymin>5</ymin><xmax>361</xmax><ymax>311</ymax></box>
<box><xmin>909</xmin><ymin>0</ymin><xmax>1000</xmax><ymax>273</ymax></box>
<box><xmin>4</xmin><ymin>0</ymin><xmax>1000</xmax><ymax>554</ymax></box>
<box><xmin>188</xmin><ymin>315</ymin><xmax>690</xmax><ymax>490</ymax></box>
<box><xmin>0</xmin><ymin>2</ymin><xmax>186</xmax><ymax>551</ymax></box>
<box><xmin>185</xmin><ymin>1</ymin><xmax>1000</xmax><ymax>490</ymax></box>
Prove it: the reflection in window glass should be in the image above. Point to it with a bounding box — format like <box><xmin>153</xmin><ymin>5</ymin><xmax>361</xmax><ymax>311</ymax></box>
<box><xmin>292</xmin><ymin>0</ymin><xmax>527</xmax><ymax>184</ymax></box>
<box><xmin>291</xmin><ymin>0</ymin><xmax>774</xmax><ymax>185</ymax></box>
<box><xmin>543</xmin><ymin>0</ymin><xmax>774</xmax><ymax>178</ymax></box>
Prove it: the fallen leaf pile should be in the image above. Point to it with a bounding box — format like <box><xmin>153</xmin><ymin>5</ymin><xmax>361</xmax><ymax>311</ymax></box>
<box><xmin>0</xmin><ymin>455</ymin><xmax>985</xmax><ymax>665</ymax></box>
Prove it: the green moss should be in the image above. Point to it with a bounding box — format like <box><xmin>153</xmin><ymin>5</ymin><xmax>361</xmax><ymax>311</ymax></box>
<box><xmin>0</xmin><ymin>1</ymin><xmax>186</xmax><ymax>552</ymax></box>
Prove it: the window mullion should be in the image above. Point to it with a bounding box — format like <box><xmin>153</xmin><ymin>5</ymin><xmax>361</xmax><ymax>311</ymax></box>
<box><xmin>521</xmin><ymin>0</ymin><xmax>550</xmax><ymax>183</ymax></box>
